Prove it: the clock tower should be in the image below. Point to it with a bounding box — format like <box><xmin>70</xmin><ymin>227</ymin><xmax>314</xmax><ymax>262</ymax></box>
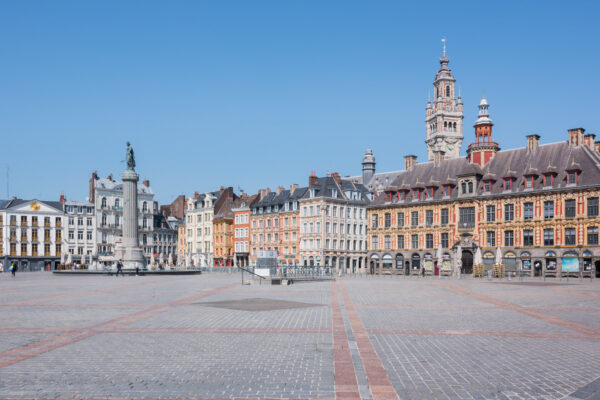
<box><xmin>425</xmin><ymin>40</ymin><xmax>464</xmax><ymax>161</ymax></box>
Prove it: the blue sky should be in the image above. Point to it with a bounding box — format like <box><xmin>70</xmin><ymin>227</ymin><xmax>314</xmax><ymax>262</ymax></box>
<box><xmin>1</xmin><ymin>1</ymin><xmax>599</xmax><ymax>204</ymax></box>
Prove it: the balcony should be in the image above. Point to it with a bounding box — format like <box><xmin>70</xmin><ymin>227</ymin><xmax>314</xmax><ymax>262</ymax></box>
<box><xmin>457</xmin><ymin>221</ymin><xmax>475</xmax><ymax>231</ymax></box>
<box><xmin>112</xmin><ymin>206</ymin><xmax>123</xmax><ymax>211</ymax></box>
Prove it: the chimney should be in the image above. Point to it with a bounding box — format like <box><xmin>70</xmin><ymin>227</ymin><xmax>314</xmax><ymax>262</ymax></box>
<box><xmin>568</xmin><ymin>128</ymin><xmax>585</xmax><ymax>147</ymax></box>
<box><xmin>89</xmin><ymin>170</ymin><xmax>98</xmax><ymax>203</ymax></box>
<box><xmin>193</xmin><ymin>191</ymin><xmax>199</xmax><ymax>199</ymax></box>
<box><xmin>309</xmin><ymin>172</ymin><xmax>318</xmax><ymax>187</ymax></box>
<box><xmin>107</xmin><ymin>173</ymin><xmax>113</xmax><ymax>181</ymax></box>
<box><xmin>142</xmin><ymin>179</ymin><xmax>150</xmax><ymax>187</ymax></box>
<box><xmin>404</xmin><ymin>155</ymin><xmax>417</xmax><ymax>171</ymax></box>
<box><xmin>241</xmin><ymin>192</ymin><xmax>248</xmax><ymax>201</ymax></box>
<box><xmin>59</xmin><ymin>192</ymin><xmax>66</xmax><ymax>204</ymax></box>
<box><xmin>526</xmin><ymin>134</ymin><xmax>540</xmax><ymax>153</ymax></box>
<box><xmin>433</xmin><ymin>150</ymin><xmax>445</xmax><ymax>166</ymax></box>
<box><xmin>289</xmin><ymin>184</ymin><xmax>299</xmax><ymax>194</ymax></box>
<box><xmin>584</xmin><ymin>133</ymin><xmax>596</xmax><ymax>148</ymax></box>
<box><xmin>219</xmin><ymin>186</ymin><xmax>225</xmax><ymax>195</ymax></box>
<box><xmin>331</xmin><ymin>172</ymin><xmax>342</xmax><ymax>185</ymax></box>
<box><xmin>595</xmin><ymin>141</ymin><xmax>600</xmax><ymax>153</ymax></box>
<box><xmin>276</xmin><ymin>186</ymin><xmax>285</xmax><ymax>195</ymax></box>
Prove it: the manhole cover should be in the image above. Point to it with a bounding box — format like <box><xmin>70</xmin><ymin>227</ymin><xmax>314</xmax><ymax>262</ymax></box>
<box><xmin>195</xmin><ymin>297</ymin><xmax>323</xmax><ymax>311</ymax></box>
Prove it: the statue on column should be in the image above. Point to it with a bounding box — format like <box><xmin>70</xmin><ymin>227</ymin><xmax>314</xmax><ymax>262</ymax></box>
<box><xmin>126</xmin><ymin>141</ymin><xmax>136</xmax><ymax>171</ymax></box>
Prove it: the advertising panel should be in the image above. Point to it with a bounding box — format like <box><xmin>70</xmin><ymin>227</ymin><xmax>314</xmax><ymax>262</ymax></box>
<box><xmin>561</xmin><ymin>257</ymin><xmax>579</xmax><ymax>272</ymax></box>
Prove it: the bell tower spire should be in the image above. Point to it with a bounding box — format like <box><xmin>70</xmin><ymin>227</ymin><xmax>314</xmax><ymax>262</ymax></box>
<box><xmin>425</xmin><ymin>40</ymin><xmax>464</xmax><ymax>161</ymax></box>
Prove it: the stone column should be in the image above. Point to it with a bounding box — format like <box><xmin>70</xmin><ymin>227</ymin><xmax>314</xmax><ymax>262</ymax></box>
<box><xmin>121</xmin><ymin>170</ymin><xmax>146</xmax><ymax>269</ymax></box>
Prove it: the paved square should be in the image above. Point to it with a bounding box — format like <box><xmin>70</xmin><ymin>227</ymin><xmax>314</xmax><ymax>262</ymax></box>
<box><xmin>1</xmin><ymin>272</ymin><xmax>599</xmax><ymax>400</ymax></box>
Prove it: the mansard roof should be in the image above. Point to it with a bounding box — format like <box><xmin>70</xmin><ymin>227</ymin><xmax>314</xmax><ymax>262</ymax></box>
<box><xmin>371</xmin><ymin>141</ymin><xmax>600</xmax><ymax>207</ymax></box>
<box><xmin>253</xmin><ymin>186</ymin><xmax>308</xmax><ymax>212</ymax></box>
<box><xmin>300</xmin><ymin>176</ymin><xmax>371</xmax><ymax>204</ymax></box>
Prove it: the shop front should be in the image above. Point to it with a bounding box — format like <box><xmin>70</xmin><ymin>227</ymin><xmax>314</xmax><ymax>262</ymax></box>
<box><xmin>545</xmin><ymin>251</ymin><xmax>557</xmax><ymax>277</ymax></box>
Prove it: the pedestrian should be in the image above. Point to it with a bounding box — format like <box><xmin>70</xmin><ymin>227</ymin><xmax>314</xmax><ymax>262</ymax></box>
<box><xmin>116</xmin><ymin>259</ymin><xmax>124</xmax><ymax>277</ymax></box>
<box><xmin>11</xmin><ymin>262</ymin><xmax>18</xmax><ymax>279</ymax></box>
<box><xmin>421</xmin><ymin>265</ymin><xmax>425</xmax><ymax>278</ymax></box>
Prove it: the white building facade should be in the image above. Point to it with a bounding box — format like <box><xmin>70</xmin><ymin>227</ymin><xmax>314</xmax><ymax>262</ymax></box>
<box><xmin>0</xmin><ymin>199</ymin><xmax>65</xmax><ymax>271</ymax></box>
<box><xmin>184</xmin><ymin>191</ymin><xmax>220</xmax><ymax>267</ymax></box>
<box><xmin>63</xmin><ymin>201</ymin><xmax>96</xmax><ymax>263</ymax></box>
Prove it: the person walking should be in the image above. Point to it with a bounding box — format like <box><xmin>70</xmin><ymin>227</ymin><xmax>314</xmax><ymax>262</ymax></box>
<box><xmin>116</xmin><ymin>259</ymin><xmax>124</xmax><ymax>277</ymax></box>
<box><xmin>11</xmin><ymin>263</ymin><xmax>18</xmax><ymax>279</ymax></box>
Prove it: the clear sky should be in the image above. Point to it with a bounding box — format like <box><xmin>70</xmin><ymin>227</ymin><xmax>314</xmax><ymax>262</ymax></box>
<box><xmin>1</xmin><ymin>1</ymin><xmax>599</xmax><ymax>205</ymax></box>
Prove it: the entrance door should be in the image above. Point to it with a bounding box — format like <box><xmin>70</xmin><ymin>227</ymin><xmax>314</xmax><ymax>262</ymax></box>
<box><xmin>405</xmin><ymin>261</ymin><xmax>410</xmax><ymax>275</ymax></box>
<box><xmin>434</xmin><ymin>261</ymin><xmax>440</xmax><ymax>276</ymax></box>
<box><xmin>369</xmin><ymin>261</ymin><xmax>375</xmax><ymax>275</ymax></box>
<box><xmin>461</xmin><ymin>250</ymin><xmax>473</xmax><ymax>274</ymax></box>
<box><xmin>534</xmin><ymin>261</ymin><xmax>542</xmax><ymax>277</ymax></box>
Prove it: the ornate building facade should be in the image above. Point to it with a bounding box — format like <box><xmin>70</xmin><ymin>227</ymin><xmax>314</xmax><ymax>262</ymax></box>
<box><xmin>368</xmin><ymin>98</ymin><xmax>600</xmax><ymax>278</ymax></box>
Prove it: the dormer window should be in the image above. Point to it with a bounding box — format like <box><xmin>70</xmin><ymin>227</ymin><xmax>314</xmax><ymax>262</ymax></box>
<box><xmin>399</xmin><ymin>190</ymin><xmax>407</xmax><ymax>201</ymax></box>
<box><xmin>543</xmin><ymin>173</ymin><xmax>554</xmax><ymax>187</ymax></box>
<box><xmin>426</xmin><ymin>187</ymin><xmax>434</xmax><ymax>199</ymax></box>
<box><xmin>309</xmin><ymin>188</ymin><xmax>316</xmax><ymax>198</ymax></box>
<box><xmin>412</xmin><ymin>189</ymin><xmax>421</xmax><ymax>200</ymax></box>
<box><xmin>503</xmin><ymin>178</ymin><xmax>513</xmax><ymax>191</ymax></box>
<box><xmin>483</xmin><ymin>181</ymin><xmax>492</xmax><ymax>193</ymax></box>
<box><xmin>332</xmin><ymin>189</ymin><xmax>337</xmax><ymax>198</ymax></box>
<box><xmin>524</xmin><ymin>176</ymin><xmax>534</xmax><ymax>189</ymax></box>
<box><xmin>567</xmin><ymin>171</ymin><xmax>577</xmax><ymax>184</ymax></box>
<box><xmin>443</xmin><ymin>185</ymin><xmax>451</xmax><ymax>197</ymax></box>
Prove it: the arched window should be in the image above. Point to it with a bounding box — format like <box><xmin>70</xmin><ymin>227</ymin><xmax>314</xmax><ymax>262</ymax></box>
<box><xmin>101</xmin><ymin>214</ymin><xmax>107</xmax><ymax>225</ymax></box>
<box><xmin>143</xmin><ymin>201</ymin><xmax>148</xmax><ymax>212</ymax></box>
<box><xmin>461</xmin><ymin>182</ymin><xmax>467</xmax><ymax>194</ymax></box>
<box><xmin>444</xmin><ymin>121</ymin><xmax>447</xmax><ymax>128</ymax></box>
<box><xmin>114</xmin><ymin>198</ymin><xmax>120</xmax><ymax>208</ymax></box>
<box><xmin>446</xmin><ymin>85</ymin><xmax>450</xmax><ymax>97</ymax></box>
<box><xmin>101</xmin><ymin>197</ymin><xmax>107</xmax><ymax>208</ymax></box>
<box><xmin>468</xmin><ymin>181</ymin><xmax>473</xmax><ymax>193</ymax></box>
<box><xmin>453</xmin><ymin>122</ymin><xmax>457</xmax><ymax>131</ymax></box>
<box><xmin>115</xmin><ymin>215</ymin><xmax>120</xmax><ymax>227</ymax></box>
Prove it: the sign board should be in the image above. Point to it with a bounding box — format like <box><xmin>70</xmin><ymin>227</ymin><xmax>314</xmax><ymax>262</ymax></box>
<box><xmin>561</xmin><ymin>257</ymin><xmax>579</xmax><ymax>272</ymax></box>
<box><xmin>255</xmin><ymin>268</ymin><xmax>270</xmax><ymax>277</ymax></box>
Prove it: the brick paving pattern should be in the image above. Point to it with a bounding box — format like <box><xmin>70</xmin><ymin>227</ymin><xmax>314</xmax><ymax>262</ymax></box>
<box><xmin>0</xmin><ymin>272</ymin><xmax>599</xmax><ymax>399</ymax></box>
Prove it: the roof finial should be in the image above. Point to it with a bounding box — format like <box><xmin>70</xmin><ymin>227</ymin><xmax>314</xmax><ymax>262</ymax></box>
<box><xmin>442</xmin><ymin>38</ymin><xmax>446</xmax><ymax>57</ymax></box>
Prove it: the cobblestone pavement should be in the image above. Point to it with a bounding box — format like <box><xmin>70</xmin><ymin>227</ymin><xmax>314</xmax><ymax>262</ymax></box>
<box><xmin>0</xmin><ymin>272</ymin><xmax>599</xmax><ymax>399</ymax></box>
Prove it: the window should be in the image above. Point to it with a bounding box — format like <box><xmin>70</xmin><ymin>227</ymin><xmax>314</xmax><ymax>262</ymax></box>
<box><xmin>426</xmin><ymin>210</ymin><xmax>433</xmax><ymax>226</ymax></box>
<box><xmin>411</xmin><ymin>211</ymin><xmax>419</xmax><ymax>226</ymax></box>
<box><xmin>543</xmin><ymin>173</ymin><xmax>553</xmax><ymax>187</ymax></box>
<box><xmin>486</xmin><ymin>231</ymin><xmax>495</xmax><ymax>247</ymax></box>
<box><xmin>484</xmin><ymin>181</ymin><xmax>491</xmax><ymax>193</ymax></box>
<box><xmin>523</xmin><ymin>229</ymin><xmax>534</xmax><ymax>246</ymax></box>
<box><xmin>441</xmin><ymin>209</ymin><xmax>449</xmax><ymax>225</ymax></box>
<box><xmin>372</xmin><ymin>236</ymin><xmax>378</xmax><ymax>250</ymax></box>
<box><xmin>588</xmin><ymin>227</ymin><xmax>599</xmax><ymax>245</ymax></box>
<box><xmin>544</xmin><ymin>229</ymin><xmax>554</xmax><ymax>246</ymax></box>
<box><xmin>384</xmin><ymin>213</ymin><xmax>391</xmax><ymax>228</ymax></box>
<box><xmin>425</xmin><ymin>234</ymin><xmax>433</xmax><ymax>249</ymax></box>
<box><xmin>504</xmin><ymin>204</ymin><xmax>514</xmax><ymax>221</ymax></box>
<box><xmin>504</xmin><ymin>230</ymin><xmax>514</xmax><ymax>247</ymax></box>
<box><xmin>565</xmin><ymin>228</ymin><xmax>576</xmax><ymax>245</ymax></box>
<box><xmin>461</xmin><ymin>182</ymin><xmax>467</xmax><ymax>194</ymax></box>
<box><xmin>397</xmin><ymin>212</ymin><xmax>404</xmax><ymax>227</ymax></box>
<box><xmin>68</xmin><ymin>231</ymin><xmax>74</xmax><ymax>240</ymax></box>
<box><xmin>384</xmin><ymin>235</ymin><xmax>391</xmax><ymax>250</ymax></box>
<box><xmin>426</xmin><ymin>187</ymin><xmax>434</xmax><ymax>199</ymax></box>
<box><xmin>524</xmin><ymin>202</ymin><xmax>533</xmax><ymax>220</ymax></box>
<box><xmin>567</xmin><ymin>171</ymin><xmax>577</xmax><ymax>184</ymax></box>
<box><xmin>544</xmin><ymin>201</ymin><xmax>554</xmax><ymax>219</ymax></box>
<box><xmin>101</xmin><ymin>197</ymin><xmax>107</xmax><ymax>208</ymax></box>
<box><xmin>503</xmin><ymin>178</ymin><xmax>512</xmax><ymax>191</ymax></box>
<box><xmin>411</xmin><ymin>234</ymin><xmax>419</xmax><ymax>249</ymax></box>
<box><xmin>565</xmin><ymin>199</ymin><xmax>576</xmax><ymax>218</ymax></box>
<box><xmin>486</xmin><ymin>205</ymin><xmax>495</xmax><ymax>222</ymax></box>
<box><xmin>412</xmin><ymin>189</ymin><xmax>420</xmax><ymax>200</ymax></box>
<box><xmin>459</xmin><ymin>207</ymin><xmax>475</xmax><ymax>228</ymax></box>
<box><xmin>397</xmin><ymin>235</ymin><xmax>405</xmax><ymax>249</ymax></box>
<box><xmin>445</xmin><ymin>85</ymin><xmax>450</xmax><ymax>97</ymax></box>
<box><xmin>588</xmin><ymin>197</ymin><xmax>599</xmax><ymax>217</ymax></box>
<box><xmin>468</xmin><ymin>181</ymin><xmax>473</xmax><ymax>193</ymax></box>
<box><xmin>441</xmin><ymin>232</ymin><xmax>449</xmax><ymax>248</ymax></box>
<box><xmin>77</xmin><ymin>231</ymin><xmax>83</xmax><ymax>240</ymax></box>
<box><xmin>371</xmin><ymin>214</ymin><xmax>378</xmax><ymax>228</ymax></box>
<box><xmin>524</xmin><ymin>176</ymin><xmax>534</xmax><ymax>189</ymax></box>
<box><xmin>443</xmin><ymin>185</ymin><xmax>451</xmax><ymax>196</ymax></box>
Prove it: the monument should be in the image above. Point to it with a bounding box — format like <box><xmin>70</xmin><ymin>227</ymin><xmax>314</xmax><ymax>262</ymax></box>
<box><xmin>120</xmin><ymin>142</ymin><xmax>146</xmax><ymax>270</ymax></box>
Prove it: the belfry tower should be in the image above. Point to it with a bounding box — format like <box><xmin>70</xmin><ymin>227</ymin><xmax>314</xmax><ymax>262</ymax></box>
<box><xmin>425</xmin><ymin>39</ymin><xmax>464</xmax><ymax>160</ymax></box>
